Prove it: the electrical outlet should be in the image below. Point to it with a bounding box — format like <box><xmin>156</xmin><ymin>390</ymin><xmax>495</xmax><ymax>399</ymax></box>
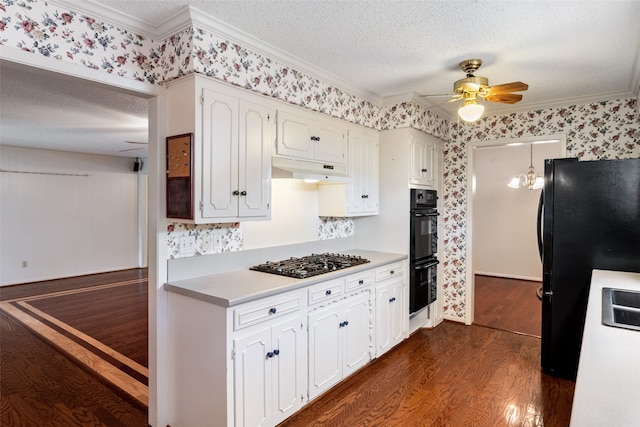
<box><xmin>201</xmin><ymin>234</ymin><xmax>213</xmax><ymax>252</ymax></box>
<box><xmin>213</xmin><ymin>234</ymin><xmax>222</xmax><ymax>251</ymax></box>
<box><xmin>179</xmin><ymin>236</ymin><xmax>196</xmax><ymax>255</ymax></box>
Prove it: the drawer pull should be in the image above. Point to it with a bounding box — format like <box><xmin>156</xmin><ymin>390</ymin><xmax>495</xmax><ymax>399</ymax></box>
<box><xmin>390</xmin><ymin>270</ymin><xmax>395</xmax><ymax>275</ymax></box>
<box><xmin>358</xmin><ymin>279</ymin><xmax>364</xmax><ymax>285</ymax></box>
<box><xmin>269</xmin><ymin>307</ymin><xmax>277</xmax><ymax>315</ymax></box>
<box><xmin>325</xmin><ymin>289</ymin><xmax>332</xmax><ymax>296</ymax></box>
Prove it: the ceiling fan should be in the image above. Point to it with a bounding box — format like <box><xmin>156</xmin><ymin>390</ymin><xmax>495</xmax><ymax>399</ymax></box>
<box><xmin>118</xmin><ymin>141</ymin><xmax>148</xmax><ymax>152</ymax></box>
<box><xmin>424</xmin><ymin>59</ymin><xmax>529</xmax><ymax>122</ymax></box>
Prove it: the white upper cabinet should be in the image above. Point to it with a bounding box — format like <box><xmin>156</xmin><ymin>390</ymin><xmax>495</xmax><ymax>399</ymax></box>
<box><xmin>409</xmin><ymin>132</ymin><xmax>436</xmax><ymax>187</ymax></box>
<box><xmin>379</xmin><ymin>127</ymin><xmax>443</xmax><ymax>191</ymax></box>
<box><xmin>166</xmin><ymin>75</ymin><xmax>275</xmax><ymax>223</ymax></box>
<box><xmin>317</xmin><ymin>126</ymin><xmax>379</xmax><ymax>217</ymax></box>
<box><xmin>276</xmin><ymin>107</ymin><xmax>347</xmax><ymax>166</ymax></box>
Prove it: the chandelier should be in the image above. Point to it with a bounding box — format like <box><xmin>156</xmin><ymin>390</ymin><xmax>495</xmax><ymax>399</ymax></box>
<box><xmin>507</xmin><ymin>144</ymin><xmax>543</xmax><ymax>190</ymax></box>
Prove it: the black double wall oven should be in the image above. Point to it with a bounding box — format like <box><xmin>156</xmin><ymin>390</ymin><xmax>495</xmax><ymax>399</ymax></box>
<box><xmin>410</xmin><ymin>189</ymin><xmax>439</xmax><ymax>314</ymax></box>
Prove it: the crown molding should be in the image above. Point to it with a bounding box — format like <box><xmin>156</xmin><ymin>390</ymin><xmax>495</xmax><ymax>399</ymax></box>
<box><xmin>184</xmin><ymin>6</ymin><xmax>382</xmax><ymax>104</ymax></box>
<box><xmin>49</xmin><ymin>1</ymin><xmax>382</xmax><ymax>105</ymax></box>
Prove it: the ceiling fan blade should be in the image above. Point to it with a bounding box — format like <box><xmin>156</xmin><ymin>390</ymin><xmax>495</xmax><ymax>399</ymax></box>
<box><xmin>486</xmin><ymin>81</ymin><xmax>528</xmax><ymax>94</ymax></box>
<box><xmin>418</xmin><ymin>93</ymin><xmax>457</xmax><ymax>98</ymax></box>
<box><xmin>484</xmin><ymin>93</ymin><xmax>523</xmax><ymax>104</ymax></box>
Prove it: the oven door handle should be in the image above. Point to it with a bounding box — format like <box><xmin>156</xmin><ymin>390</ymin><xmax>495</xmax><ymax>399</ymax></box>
<box><xmin>413</xmin><ymin>212</ymin><xmax>439</xmax><ymax>217</ymax></box>
<box><xmin>414</xmin><ymin>260</ymin><xmax>440</xmax><ymax>270</ymax></box>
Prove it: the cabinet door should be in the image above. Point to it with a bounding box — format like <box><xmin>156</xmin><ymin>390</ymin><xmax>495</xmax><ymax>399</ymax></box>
<box><xmin>409</xmin><ymin>137</ymin><xmax>434</xmax><ymax>187</ymax></box>
<box><xmin>375</xmin><ymin>283</ymin><xmax>393</xmax><ymax>356</ymax></box>
<box><xmin>388</xmin><ymin>279</ymin><xmax>405</xmax><ymax>346</ymax></box>
<box><xmin>307</xmin><ymin>304</ymin><xmax>342</xmax><ymax>400</ymax></box>
<box><xmin>375</xmin><ymin>278</ymin><xmax>405</xmax><ymax>358</ymax></box>
<box><xmin>271</xmin><ymin>317</ymin><xmax>306</xmax><ymax>425</ymax></box>
<box><xmin>314</xmin><ymin>118</ymin><xmax>346</xmax><ymax>165</ymax></box>
<box><xmin>342</xmin><ymin>292</ymin><xmax>372</xmax><ymax>377</ymax></box>
<box><xmin>238</xmin><ymin>99</ymin><xmax>274</xmax><ymax>218</ymax></box>
<box><xmin>348</xmin><ymin>131</ymin><xmax>379</xmax><ymax>214</ymax></box>
<box><xmin>202</xmin><ymin>88</ymin><xmax>239</xmax><ymax>218</ymax></box>
<box><xmin>233</xmin><ymin>327</ymin><xmax>272</xmax><ymax>427</ymax></box>
<box><xmin>276</xmin><ymin>109</ymin><xmax>315</xmax><ymax>160</ymax></box>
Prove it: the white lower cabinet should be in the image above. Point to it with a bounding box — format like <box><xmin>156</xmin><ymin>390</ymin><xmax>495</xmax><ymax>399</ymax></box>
<box><xmin>374</xmin><ymin>261</ymin><xmax>406</xmax><ymax>357</ymax></box>
<box><xmin>166</xmin><ymin>259</ymin><xmax>406</xmax><ymax>427</ymax></box>
<box><xmin>233</xmin><ymin>315</ymin><xmax>306</xmax><ymax>427</ymax></box>
<box><xmin>375</xmin><ymin>278</ymin><xmax>405</xmax><ymax>357</ymax></box>
<box><xmin>308</xmin><ymin>291</ymin><xmax>372</xmax><ymax>400</ymax></box>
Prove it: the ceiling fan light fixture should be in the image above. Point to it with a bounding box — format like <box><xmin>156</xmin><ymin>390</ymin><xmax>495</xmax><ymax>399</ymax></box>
<box><xmin>458</xmin><ymin>100</ymin><xmax>484</xmax><ymax>122</ymax></box>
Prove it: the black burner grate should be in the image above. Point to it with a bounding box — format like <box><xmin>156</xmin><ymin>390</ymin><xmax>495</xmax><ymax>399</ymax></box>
<box><xmin>250</xmin><ymin>253</ymin><xmax>370</xmax><ymax>279</ymax></box>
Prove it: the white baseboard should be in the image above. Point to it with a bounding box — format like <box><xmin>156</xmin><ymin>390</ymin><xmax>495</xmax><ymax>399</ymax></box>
<box><xmin>474</xmin><ymin>271</ymin><xmax>541</xmax><ymax>282</ymax></box>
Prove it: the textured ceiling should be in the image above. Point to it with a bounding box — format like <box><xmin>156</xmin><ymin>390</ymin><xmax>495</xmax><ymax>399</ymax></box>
<box><xmin>2</xmin><ymin>0</ymin><xmax>640</xmax><ymax>157</ymax></box>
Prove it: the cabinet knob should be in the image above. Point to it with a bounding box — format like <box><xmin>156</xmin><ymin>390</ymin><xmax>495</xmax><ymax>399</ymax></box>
<box><xmin>361</xmin><ymin>194</ymin><xmax>369</xmax><ymax>199</ymax></box>
<box><xmin>273</xmin><ymin>349</ymin><xmax>280</xmax><ymax>356</ymax></box>
<box><xmin>421</xmin><ymin>168</ymin><xmax>427</xmax><ymax>172</ymax></box>
<box><xmin>389</xmin><ymin>297</ymin><xmax>396</xmax><ymax>303</ymax></box>
<box><xmin>240</xmin><ymin>190</ymin><xmax>247</xmax><ymax>196</ymax></box>
<box><xmin>269</xmin><ymin>307</ymin><xmax>277</xmax><ymax>314</ymax></box>
<box><xmin>390</xmin><ymin>270</ymin><xmax>395</xmax><ymax>275</ymax></box>
<box><xmin>325</xmin><ymin>289</ymin><xmax>332</xmax><ymax>296</ymax></box>
<box><xmin>266</xmin><ymin>352</ymin><xmax>274</xmax><ymax>358</ymax></box>
<box><xmin>232</xmin><ymin>190</ymin><xmax>240</xmax><ymax>196</ymax></box>
<box><xmin>358</xmin><ymin>279</ymin><xmax>364</xmax><ymax>285</ymax></box>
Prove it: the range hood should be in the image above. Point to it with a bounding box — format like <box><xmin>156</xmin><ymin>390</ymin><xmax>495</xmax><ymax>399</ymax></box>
<box><xmin>272</xmin><ymin>157</ymin><xmax>352</xmax><ymax>183</ymax></box>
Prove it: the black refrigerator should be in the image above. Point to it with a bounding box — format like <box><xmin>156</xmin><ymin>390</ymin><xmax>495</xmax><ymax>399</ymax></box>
<box><xmin>539</xmin><ymin>157</ymin><xmax>640</xmax><ymax>381</ymax></box>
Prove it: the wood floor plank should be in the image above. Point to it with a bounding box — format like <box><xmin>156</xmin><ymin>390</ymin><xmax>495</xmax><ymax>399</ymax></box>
<box><xmin>0</xmin><ymin>312</ymin><xmax>147</xmax><ymax>426</ymax></box>
<box><xmin>474</xmin><ymin>275</ymin><xmax>542</xmax><ymax>337</ymax></box>
<box><xmin>278</xmin><ymin>322</ymin><xmax>574</xmax><ymax>427</ymax></box>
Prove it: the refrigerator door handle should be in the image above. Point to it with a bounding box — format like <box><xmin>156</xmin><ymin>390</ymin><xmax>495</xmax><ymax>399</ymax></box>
<box><xmin>537</xmin><ymin>189</ymin><xmax>544</xmax><ymax>262</ymax></box>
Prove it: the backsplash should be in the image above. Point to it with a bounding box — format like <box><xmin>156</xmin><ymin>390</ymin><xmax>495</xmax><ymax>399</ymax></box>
<box><xmin>318</xmin><ymin>217</ymin><xmax>355</xmax><ymax>240</ymax></box>
<box><xmin>167</xmin><ymin>217</ymin><xmax>354</xmax><ymax>259</ymax></box>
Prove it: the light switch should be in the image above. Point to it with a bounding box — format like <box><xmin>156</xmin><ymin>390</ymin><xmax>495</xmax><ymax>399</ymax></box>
<box><xmin>179</xmin><ymin>236</ymin><xmax>196</xmax><ymax>255</ymax></box>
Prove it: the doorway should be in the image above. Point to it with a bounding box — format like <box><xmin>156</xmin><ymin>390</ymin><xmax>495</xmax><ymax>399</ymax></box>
<box><xmin>0</xmin><ymin>54</ymin><xmax>163</xmax><ymax>424</ymax></box>
<box><xmin>469</xmin><ymin>136</ymin><xmax>565</xmax><ymax>334</ymax></box>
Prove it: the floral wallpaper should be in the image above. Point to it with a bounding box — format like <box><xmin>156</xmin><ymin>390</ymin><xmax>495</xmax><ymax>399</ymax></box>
<box><xmin>2</xmin><ymin>0</ymin><xmax>638</xmax><ymax>320</ymax></box>
<box><xmin>440</xmin><ymin>99</ymin><xmax>640</xmax><ymax>320</ymax></box>
<box><xmin>166</xmin><ymin>222</ymin><xmax>242</xmax><ymax>259</ymax></box>
<box><xmin>319</xmin><ymin>217</ymin><xmax>354</xmax><ymax>240</ymax></box>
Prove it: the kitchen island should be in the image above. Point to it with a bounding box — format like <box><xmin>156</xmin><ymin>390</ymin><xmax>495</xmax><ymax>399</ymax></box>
<box><xmin>570</xmin><ymin>269</ymin><xmax>640</xmax><ymax>426</ymax></box>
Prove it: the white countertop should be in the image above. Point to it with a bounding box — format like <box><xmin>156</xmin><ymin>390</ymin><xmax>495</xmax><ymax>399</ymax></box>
<box><xmin>570</xmin><ymin>269</ymin><xmax>640</xmax><ymax>427</ymax></box>
<box><xmin>164</xmin><ymin>250</ymin><xmax>407</xmax><ymax>307</ymax></box>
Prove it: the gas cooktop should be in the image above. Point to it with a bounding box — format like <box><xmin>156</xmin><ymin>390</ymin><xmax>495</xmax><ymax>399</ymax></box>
<box><xmin>250</xmin><ymin>253</ymin><xmax>370</xmax><ymax>279</ymax></box>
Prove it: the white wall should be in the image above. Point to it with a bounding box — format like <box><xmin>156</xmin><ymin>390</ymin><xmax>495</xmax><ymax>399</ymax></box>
<box><xmin>0</xmin><ymin>145</ymin><xmax>144</xmax><ymax>285</ymax></box>
<box><xmin>242</xmin><ymin>179</ymin><xmax>320</xmax><ymax>250</ymax></box>
<box><xmin>472</xmin><ymin>141</ymin><xmax>561</xmax><ymax>281</ymax></box>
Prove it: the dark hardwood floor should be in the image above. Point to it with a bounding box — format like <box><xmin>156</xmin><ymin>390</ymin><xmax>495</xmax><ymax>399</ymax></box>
<box><xmin>1</xmin><ymin>270</ymin><xmax>573</xmax><ymax>427</ymax></box>
<box><xmin>473</xmin><ymin>274</ymin><xmax>542</xmax><ymax>337</ymax></box>
<box><xmin>0</xmin><ymin>269</ymin><xmax>148</xmax><ymax>426</ymax></box>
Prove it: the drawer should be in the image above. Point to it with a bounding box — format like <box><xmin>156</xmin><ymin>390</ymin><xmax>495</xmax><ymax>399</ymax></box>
<box><xmin>308</xmin><ymin>278</ymin><xmax>344</xmax><ymax>306</ymax></box>
<box><xmin>345</xmin><ymin>270</ymin><xmax>374</xmax><ymax>293</ymax></box>
<box><xmin>375</xmin><ymin>261</ymin><xmax>405</xmax><ymax>282</ymax></box>
<box><xmin>234</xmin><ymin>291</ymin><xmax>303</xmax><ymax>330</ymax></box>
